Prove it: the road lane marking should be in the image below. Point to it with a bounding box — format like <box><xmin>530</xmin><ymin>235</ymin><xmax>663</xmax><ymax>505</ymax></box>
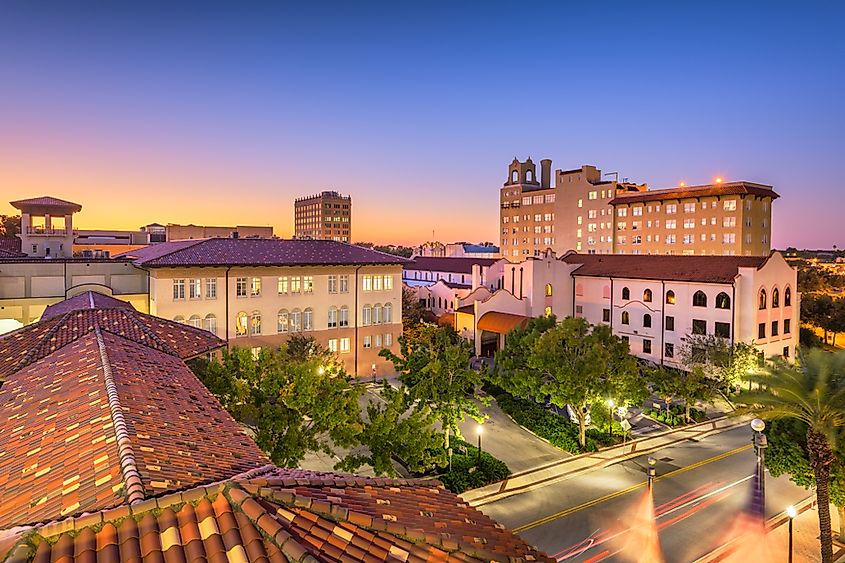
<box><xmin>513</xmin><ymin>444</ymin><xmax>753</xmax><ymax>533</ymax></box>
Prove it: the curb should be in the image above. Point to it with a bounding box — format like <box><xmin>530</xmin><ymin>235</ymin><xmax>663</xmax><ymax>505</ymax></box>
<box><xmin>462</xmin><ymin>415</ymin><xmax>751</xmax><ymax>507</ymax></box>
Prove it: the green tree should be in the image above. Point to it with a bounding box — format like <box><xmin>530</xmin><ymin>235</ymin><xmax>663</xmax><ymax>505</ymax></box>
<box><xmin>681</xmin><ymin>334</ymin><xmax>760</xmax><ymax>391</ymax></box>
<box><xmin>191</xmin><ymin>343</ymin><xmax>362</xmax><ymax>467</ymax></box>
<box><xmin>401</xmin><ymin>285</ymin><xmax>426</xmax><ymax>327</ymax></box>
<box><xmin>337</xmin><ymin>382</ymin><xmax>443</xmax><ymax>476</ymax></box>
<box><xmin>492</xmin><ymin>314</ymin><xmax>557</xmax><ymax>399</ymax></box>
<box><xmin>380</xmin><ymin>324</ymin><xmax>484</xmax><ymax>454</ymax></box>
<box><xmin>739</xmin><ymin>350</ymin><xmax>845</xmax><ymax>563</ymax></box>
<box><xmin>527</xmin><ymin>317</ymin><xmax>644</xmax><ymax>449</ymax></box>
<box><xmin>0</xmin><ymin>214</ymin><xmax>20</xmax><ymax>238</ymax></box>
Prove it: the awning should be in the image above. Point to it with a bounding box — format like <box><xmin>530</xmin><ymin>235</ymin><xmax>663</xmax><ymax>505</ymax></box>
<box><xmin>477</xmin><ymin>311</ymin><xmax>531</xmax><ymax>334</ymax></box>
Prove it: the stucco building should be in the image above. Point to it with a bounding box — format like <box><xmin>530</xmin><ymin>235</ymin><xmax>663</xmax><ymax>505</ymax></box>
<box><xmin>294</xmin><ymin>190</ymin><xmax>352</xmax><ymax>242</ymax></box>
<box><xmin>121</xmin><ymin>238</ymin><xmax>404</xmax><ymax>377</ymax></box>
<box><xmin>499</xmin><ymin>158</ymin><xmax>777</xmax><ymax>258</ymax></box>
<box><xmin>165</xmin><ymin>223</ymin><xmax>273</xmax><ymax>241</ymax></box>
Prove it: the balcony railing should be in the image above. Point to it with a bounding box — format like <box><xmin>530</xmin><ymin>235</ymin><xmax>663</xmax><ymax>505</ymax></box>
<box><xmin>25</xmin><ymin>227</ymin><xmax>73</xmax><ymax>236</ymax></box>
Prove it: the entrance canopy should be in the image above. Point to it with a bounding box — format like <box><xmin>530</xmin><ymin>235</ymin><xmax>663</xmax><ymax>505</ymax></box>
<box><xmin>477</xmin><ymin>311</ymin><xmax>531</xmax><ymax>334</ymax></box>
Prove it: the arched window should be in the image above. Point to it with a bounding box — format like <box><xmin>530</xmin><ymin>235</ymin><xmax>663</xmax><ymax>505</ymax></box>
<box><xmin>602</xmin><ymin>285</ymin><xmax>611</xmax><ymax>299</ymax></box>
<box><xmin>544</xmin><ymin>306</ymin><xmax>552</xmax><ymax>317</ymax></box>
<box><xmin>622</xmin><ymin>311</ymin><xmax>630</xmax><ymax>325</ymax></box>
<box><xmin>511</xmin><ymin>170</ymin><xmax>518</xmax><ymax>183</ymax></box>
<box><xmin>373</xmin><ymin>304</ymin><xmax>383</xmax><ymax>324</ymax></box>
<box><xmin>643</xmin><ymin>289</ymin><xmax>653</xmax><ymax>303</ymax></box>
<box><xmin>526</xmin><ymin>170</ymin><xmax>534</xmax><ymax>182</ymax></box>
<box><xmin>303</xmin><ymin>308</ymin><xmax>313</xmax><ymax>330</ymax></box>
<box><xmin>715</xmin><ymin>292</ymin><xmax>731</xmax><ymax>310</ymax></box>
<box><xmin>235</xmin><ymin>312</ymin><xmax>248</xmax><ymax>336</ymax></box>
<box><xmin>250</xmin><ymin>311</ymin><xmax>261</xmax><ymax>335</ymax></box>
<box><xmin>666</xmin><ymin>290</ymin><xmax>676</xmax><ymax>305</ymax></box>
<box><xmin>785</xmin><ymin>287</ymin><xmax>792</xmax><ymax>307</ymax></box>
<box><xmin>339</xmin><ymin>305</ymin><xmax>349</xmax><ymax>327</ymax></box>
<box><xmin>758</xmin><ymin>288</ymin><xmax>767</xmax><ymax>310</ymax></box>
<box><xmin>188</xmin><ymin>314</ymin><xmax>202</xmax><ymax>328</ymax></box>
<box><xmin>328</xmin><ymin>306</ymin><xmax>338</xmax><ymax>328</ymax></box>
<box><xmin>384</xmin><ymin>303</ymin><xmax>393</xmax><ymax>323</ymax></box>
<box><xmin>290</xmin><ymin>309</ymin><xmax>302</xmax><ymax>332</ymax></box>
<box><xmin>772</xmin><ymin>288</ymin><xmax>780</xmax><ymax>308</ymax></box>
<box><xmin>438</xmin><ymin>297</ymin><xmax>442</xmax><ymax>309</ymax></box>
<box><xmin>278</xmin><ymin>309</ymin><xmax>289</xmax><ymax>333</ymax></box>
<box><xmin>643</xmin><ymin>314</ymin><xmax>652</xmax><ymax>328</ymax></box>
<box><xmin>692</xmin><ymin>291</ymin><xmax>707</xmax><ymax>307</ymax></box>
<box><xmin>173</xmin><ymin>315</ymin><xmax>185</xmax><ymax>323</ymax></box>
<box><xmin>203</xmin><ymin>314</ymin><xmax>217</xmax><ymax>335</ymax></box>
<box><xmin>622</xmin><ymin>287</ymin><xmax>630</xmax><ymax>300</ymax></box>
<box><xmin>362</xmin><ymin>305</ymin><xmax>372</xmax><ymax>326</ymax></box>
<box><xmin>547</xmin><ymin>283</ymin><xmax>554</xmax><ymax>297</ymax></box>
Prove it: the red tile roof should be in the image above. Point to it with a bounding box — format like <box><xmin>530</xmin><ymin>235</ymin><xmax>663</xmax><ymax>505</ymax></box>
<box><xmin>0</xmin><ymin>468</ymin><xmax>553</xmax><ymax>562</ymax></box>
<box><xmin>0</xmin><ymin>238</ymin><xmax>23</xmax><ymax>258</ymax></box>
<box><xmin>40</xmin><ymin>290</ymin><xmax>135</xmax><ymax>320</ymax></box>
<box><xmin>563</xmin><ymin>252</ymin><xmax>771</xmax><ymax>283</ymax></box>
<box><xmin>609</xmin><ymin>181</ymin><xmax>778</xmax><ymax>205</ymax></box>
<box><xmin>118</xmin><ymin>238</ymin><xmax>408</xmax><ymax>267</ymax></box>
<box><xmin>9</xmin><ymin>196</ymin><xmax>82</xmax><ymax>211</ymax></box>
<box><xmin>405</xmin><ymin>256</ymin><xmax>499</xmax><ymax>274</ymax></box>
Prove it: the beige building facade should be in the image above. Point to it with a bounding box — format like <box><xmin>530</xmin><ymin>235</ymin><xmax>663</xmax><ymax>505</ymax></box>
<box><xmin>165</xmin><ymin>224</ymin><xmax>273</xmax><ymax>241</ymax></box>
<box><xmin>294</xmin><ymin>191</ymin><xmax>352</xmax><ymax>242</ymax></box>
<box><xmin>499</xmin><ymin>158</ymin><xmax>776</xmax><ymax>259</ymax></box>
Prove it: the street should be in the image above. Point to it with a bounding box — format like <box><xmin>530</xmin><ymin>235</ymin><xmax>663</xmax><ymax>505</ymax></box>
<box><xmin>478</xmin><ymin>425</ymin><xmax>811</xmax><ymax>562</ymax></box>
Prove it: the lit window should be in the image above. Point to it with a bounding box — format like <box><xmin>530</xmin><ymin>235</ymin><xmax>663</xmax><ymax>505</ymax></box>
<box><xmin>278</xmin><ymin>276</ymin><xmax>288</xmax><ymax>294</ymax></box>
<box><xmin>291</xmin><ymin>276</ymin><xmax>302</xmax><ymax>293</ymax></box>
<box><xmin>363</xmin><ymin>275</ymin><xmax>373</xmax><ymax>291</ymax></box>
<box><xmin>236</xmin><ymin>311</ymin><xmax>248</xmax><ymax>336</ymax></box>
<box><xmin>340</xmin><ymin>337</ymin><xmax>351</xmax><ymax>353</ymax></box>
<box><xmin>250</xmin><ymin>311</ymin><xmax>261</xmax><ymax>335</ymax></box>
<box><xmin>251</xmin><ymin>277</ymin><xmax>261</xmax><ymax>296</ymax></box>
<box><xmin>278</xmin><ymin>309</ymin><xmax>289</xmax><ymax>332</ymax></box>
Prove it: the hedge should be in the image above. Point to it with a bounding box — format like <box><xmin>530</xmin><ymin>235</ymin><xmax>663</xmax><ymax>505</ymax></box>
<box><xmin>437</xmin><ymin>439</ymin><xmax>510</xmax><ymax>494</ymax></box>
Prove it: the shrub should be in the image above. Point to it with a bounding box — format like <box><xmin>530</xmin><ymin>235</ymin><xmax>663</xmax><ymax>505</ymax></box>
<box><xmin>437</xmin><ymin>439</ymin><xmax>509</xmax><ymax>494</ymax></box>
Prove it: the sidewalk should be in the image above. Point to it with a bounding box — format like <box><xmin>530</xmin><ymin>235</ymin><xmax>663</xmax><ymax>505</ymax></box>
<box><xmin>696</xmin><ymin>497</ymin><xmax>845</xmax><ymax>562</ymax></box>
<box><xmin>461</xmin><ymin>414</ymin><xmax>751</xmax><ymax>507</ymax></box>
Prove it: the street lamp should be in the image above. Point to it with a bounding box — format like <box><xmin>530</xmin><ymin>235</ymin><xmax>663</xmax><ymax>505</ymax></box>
<box><xmin>751</xmin><ymin>418</ymin><xmax>768</xmax><ymax>519</ymax></box>
<box><xmin>647</xmin><ymin>456</ymin><xmax>657</xmax><ymax>491</ymax></box>
<box><xmin>787</xmin><ymin>505</ymin><xmax>797</xmax><ymax>563</ymax></box>
<box><xmin>607</xmin><ymin>399</ymin><xmax>615</xmax><ymax>441</ymax></box>
<box><xmin>476</xmin><ymin>423</ymin><xmax>484</xmax><ymax>465</ymax></box>
<box><xmin>317</xmin><ymin>365</ymin><xmax>325</xmax><ymax>376</ymax></box>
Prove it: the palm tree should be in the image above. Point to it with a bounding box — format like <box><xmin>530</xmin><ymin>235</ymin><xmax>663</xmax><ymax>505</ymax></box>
<box><xmin>740</xmin><ymin>349</ymin><xmax>845</xmax><ymax>563</ymax></box>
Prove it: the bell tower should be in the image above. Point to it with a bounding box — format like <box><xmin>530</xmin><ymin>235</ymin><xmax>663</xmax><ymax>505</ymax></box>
<box><xmin>505</xmin><ymin>157</ymin><xmax>540</xmax><ymax>187</ymax></box>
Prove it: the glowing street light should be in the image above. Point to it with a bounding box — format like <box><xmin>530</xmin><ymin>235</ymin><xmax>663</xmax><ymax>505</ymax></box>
<box><xmin>476</xmin><ymin>423</ymin><xmax>484</xmax><ymax>465</ymax></box>
<box><xmin>787</xmin><ymin>505</ymin><xmax>797</xmax><ymax>563</ymax></box>
<box><xmin>751</xmin><ymin>418</ymin><xmax>768</xmax><ymax>519</ymax></box>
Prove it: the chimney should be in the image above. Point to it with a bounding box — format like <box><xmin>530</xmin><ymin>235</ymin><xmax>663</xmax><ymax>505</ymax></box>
<box><xmin>540</xmin><ymin>159</ymin><xmax>552</xmax><ymax>189</ymax></box>
<box><xmin>471</xmin><ymin>263</ymin><xmax>482</xmax><ymax>291</ymax></box>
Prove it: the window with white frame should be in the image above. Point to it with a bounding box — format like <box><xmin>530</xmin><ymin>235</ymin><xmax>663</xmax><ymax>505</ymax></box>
<box><xmin>278</xmin><ymin>276</ymin><xmax>288</xmax><ymax>294</ymax></box>
<box><xmin>375</xmin><ymin>334</ymin><xmax>382</xmax><ymax>347</ymax></box>
<box><xmin>684</xmin><ymin>203</ymin><xmax>696</xmax><ymax>213</ymax></box>
<box><xmin>328</xmin><ymin>307</ymin><xmax>338</xmax><ymax>328</ymax></box>
<box><xmin>340</xmin><ymin>338</ymin><xmax>350</xmax><ymax>353</ymax></box>
<box><xmin>339</xmin><ymin>306</ymin><xmax>349</xmax><ymax>327</ymax></box>
<box><xmin>328</xmin><ymin>275</ymin><xmax>338</xmax><ymax>293</ymax></box>
<box><xmin>290</xmin><ymin>276</ymin><xmax>301</xmax><ymax>293</ymax></box>
<box><xmin>188</xmin><ymin>314</ymin><xmax>202</xmax><ymax>328</ymax></box>
<box><xmin>666</xmin><ymin>220</ymin><xmax>676</xmax><ymax>229</ymax></box>
<box><xmin>189</xmin><ymin>279</ymin><xmax>202</xmax><ymax>299</ymax></box>
<box><xmin>203</xmin><ymin>314</ymin><xmax>217</xmax><ymax>335</ymax></box>
<box><xmin>339</xmin><ymin>274</ymin><xmax>349</xmax><ymax>293</ymax></box>
<box><xmin>384</xmin><ymin>333</ymin><xmax>393</xmax><ymax>347</ymax></box>
<box><xmin>363</xmin><ymin>335</ymin><xmax>372</xmax><ymax>349</ymax></box>
<box><xmin>303</xmin><ymin>308</ymin><xmax>313</xmax><ymax>330</ymax></box>
<box><xmin>290</xmin><ymin>309</ymin><xmax>302</xmax><ymax>332</ymax></box>
<box><xmin>383</xmin><ymin>303</ymin><xmax>392</xmax><ymax>323</ymax></box>
<box><xmin>206</xmin><ymin>278</ymin><xmax>217</xmax><ymax>299</ymax></box>
<box><xmin>373</xmin><ymin>275</ymin><xmax>382</xmax><ymax>291</ymax></box>
<box><xmin>362</xmin><ymin>305</ymin><xmax>372</xmax><ymax>325</ymax></box>
<box><xmin>250</xmin><ymin>277</ymin><xmax>261</xmax><ymax>296</ymax></box>
<box><xmin>303</xmin><ymin>276</ymin><xmax>313</xmax><ymax>293</ymax></box>
<box><xmin>383</xmin><ymin>275</ymin><xmax>393</xmax><ymax>290</ymax></box>
<box><xmin>723</xmin><ymin>233</ymin><xmax>736</xmax><ymax>244</ymax></box>
<box><xmin>723</xmin><ymin>216</ymin><xmax>736</xmax><ymax>228</ymax></box>
<box><xmin>373</xmin><ymin>304</ymin><xmax>382</xmax><ymax>324</ymax></box>
<box><xmin>362</xmin><ymin>275</ymin><xmax>373</xmax><ymax>291</ymax></box>
<box><xmin>250</xmin><ymin>311</ymin><xmax>261</xmax><ymax>335</ymax></box>
<box><xmin>328</xmin><ymin>339</ymin><xmax>338</xmax><ymax>353</ymax></box>
<box><xmin>617</xmin><ymin>207</ymin><xmax>627</xmax><ymax>217</ymax></box>
<box><xmin>235</xmin><ymin>311</ymin><xmax>248</xmax><ymax>336</ymax></box>
<box><xmin>666</xmin><ymin>204</ymin><xmax>677</xmax><ymax>214</ymax></box>
<box><xmin>723</xmin><ymin>199</ymin><xmax>737</xmax><ymax>211</ymax></box>
<box><xmin>278</xmin><ymin>310</ymin><xmax>289</xmax><ymax>332</ymax></box>
<box><xmin>173</xmin><ymin>279</ymin><xmax>186</xmax><ymax>300</ymax></box>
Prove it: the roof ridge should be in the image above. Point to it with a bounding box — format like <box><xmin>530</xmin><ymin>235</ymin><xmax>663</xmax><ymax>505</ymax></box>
<box><xmin>121</xmin><ymin>311</ymin><xmax>181</xmax><ymax>357</ymax></box>
<box><xmin>94</xmin><ymin>326</ymin><xmax>145</xmax><ymax>505</ymax></box>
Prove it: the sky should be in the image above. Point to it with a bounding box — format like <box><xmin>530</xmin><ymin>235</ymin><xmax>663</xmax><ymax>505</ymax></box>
<box><xmin>0</xmin><ymin>1</ymin><xmax>843</xmax><ymax>248</ymax></box>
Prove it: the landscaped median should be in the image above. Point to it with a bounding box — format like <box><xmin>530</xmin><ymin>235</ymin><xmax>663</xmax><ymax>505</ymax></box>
<box><xmin>437</xmin><ymin>439</ymin><xmax>510</xmax><ymax>494</ymax></box>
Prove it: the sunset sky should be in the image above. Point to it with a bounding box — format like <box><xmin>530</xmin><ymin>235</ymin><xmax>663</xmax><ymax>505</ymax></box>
<box><xmin>1</xmin><ymin>2</ymin><xmax>843</xmax><ymax>248</ymax></box>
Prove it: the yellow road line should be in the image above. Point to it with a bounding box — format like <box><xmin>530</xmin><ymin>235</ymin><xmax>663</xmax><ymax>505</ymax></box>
<box><xmin>513</xmin><ymin>444</ymin><xmax>753</xmax><ymax>533</ymax></box>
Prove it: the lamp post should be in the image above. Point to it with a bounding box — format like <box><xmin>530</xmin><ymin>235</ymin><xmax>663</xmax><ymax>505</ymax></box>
<box><xmin>607</xmin><ymin>399</ymin><xmax>615</xmax><ymax>441</ymax></box>
<box><xmin>751</xmin><ymin>418</ymin><xmax>768</xmax><ymax>519</ymax></box>
<box><xmin>647</xmin><ymin>456</ymin><xmax>657</xmax><ymax>491</ymax></box>
<box><xmin>476</xmin><ymin>423</ymin><xmax>484</xmax><ymax>465</ymax></box>
<box><xmin>787</xmin><ymin>505</ymin><xmax>797</xmax><ymax>563</ymax></box>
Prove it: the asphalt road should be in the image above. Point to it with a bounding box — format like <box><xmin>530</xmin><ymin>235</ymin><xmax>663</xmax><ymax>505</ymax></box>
<box><xmin>478</xmin><ymin>425</ymin><xmax>811</xmax><ymax>562</ymax></box>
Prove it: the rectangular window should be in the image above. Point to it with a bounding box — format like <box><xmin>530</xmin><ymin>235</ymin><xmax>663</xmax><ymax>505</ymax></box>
<box><xmin>715</xmin><ymin>322</ymin><xmax>731</xmax><ymax>338</ymax></box>
<box><xmin>328</xmin><ymin>275</ymin><xmax>338</xmax><ymax>293</ymax></box>
<box><xmin>758</xmin><ymin>323</ymin><xmax>766</xmax><ymax>339</ymax></box>
<box><xmin>173</xmin><ymin>279</ymin><xmax>186</xmax><ymax>300</ymax></box>
<box><xmin>340</xmin><ymin>307</ymin><xmax>349</xmax><ymax>327</ymax></box>
<box><xmin>189</xmin><ymin>279</ymin><xmax>202</xmax><ymax>299</ymax></box>
<box><xmin>522</xmin><ymin>196</ymin><xmax>531</xmax><ymax>206</ymax></box>
<box><xmin>375</xmin><ymin>334</ymin><xmax>382</xmax><ymax>347</ymax></box>
<box><xmin>340</xmin><ymin>337</ymin><xmax>351</xmax><ymax>353</ymax></box>
<box><xmin>384</xmin><ymin>333</ymin><xmax>393</xmax><ymax>346</ymax></box>
<box><xmin>590</xmin><ymin>191</ymin><xmax>598</xmax><ymax>200</ymax></box>
<box><xmin>278</xmin><ymin>276</ymin><xmax>288</xmax><ymax>294</ymax></box>
<box><xmin>643</xmin><ymin>339</ymin><xmax>652</xmax><ymax>354</ymax></box>
<box><xmin>363</xmin><ymin>275</ymin><xmax>373</xmax><ymax>291</ymax></box>
<box><xmin>683</xmin><ymin>219</ymin><xmax>695</xmax><ymax>229</ymax></box>
<box><xmin>236</xmin><ymin>277</ymin><xmax>248</xmax><ymax>297</ymax></box>
<box><xmin>723</xmin><ymin>216</ymin><xmax>736</xmax><ymax>228</ymax></box>
<box><xmin>363</xmin><ymin>335</ymin><xmax>372</xmax><ymax>349</ymax></box>
<box><xmin>666</xmin><ymin>316</ymin><xmax>674</xmax><ymax>331</ymax></box>
<box><xmin>290</xmin><ymin>276</ymin><xmax>302</xmax><ymax>293</ymax></box>
<box><xmin>328</xmin><ymin>339</ymin><xmax>338</xmax><ymax>353</ymax></box>
<box><xmin>206</xmin><ymin>278</ymin><xmax>217</xmax><ymax>299</ymax></box>
<box><xmin>684</xmin><ymin>203</ymin><xmax>696</xmax><ymax>213</ymax></box>
<box><xmin>383</xmin><ymin>275</ymin><xmax>393</xmax><ymax>291</ymax></box>
<box><xmin>692</xmin><ymin>319</ymin><xmax>707</xmax><ymax>335</ymax></box>
<box><xmin>251</xmin><ymin>277</ymin><xmax>261</xmax><ymax>296</ymax></box>
<box><xmin>328</xmin><ymin>308</ymin><xmax>338</xmax><ymax>328</ymax></box>
<box><xmin>602</xmin><ymin>309</ymin><xmax>611</xmax><ymax>323</ymax></box>
<box><xmin>373</xmin><ymin>275</ymin><xmax>383</xmax><ymax>291</ymax></box>
<box><xmin>632</xmin><ymin>206</ymin><xmax>642</xmax><ymax>216</ymax></box>
<box><xmin>783</xmin><ymin>346</ymin><xmax>790</xmax><ymax>359</ymax></box>
<box><xmin>771</xmin><ymin>320</ymin><xmax>779</xmax><ymax>337</ymax></box>
<box><xmin>665</xmin><ymin>220</ymin><xmax>676</xmax><ymax>229</ymax></box>
<box><xmin>665</xmin><ymin>343</ymin><xmax>674</xmax><ymax>358</ymax></box>
<box><xmin>723</xmin><ymin>199</ymin><xmax>737</xmax><ymax>211</ymax></box>
<box><xmin>784</xmin><ymin>319</ymin><xmax>791</xmax><ymax>334</ymax></box>
<box><xmin>666</xmin><ymin>204</ymin><xmax>677</xmax><ymax>214</ymax></box>
<box><xmin>303</xmin><ymin>276</ymin><xmax>314</xmax><ymax>293</ymax></box>
<box><xmin>532</xmin><ymin>195</ymin><xmax>543</xmax><ymax>204</ymax></box>
<box><xmin>340</xmin><ymin>274</ymin><xmax>349</xmax><ymax>293</ymax></box>
<box><xmin>723</xmin><ymin>233</ymin><xmax>736</xmax><ymax>244</ymax></box>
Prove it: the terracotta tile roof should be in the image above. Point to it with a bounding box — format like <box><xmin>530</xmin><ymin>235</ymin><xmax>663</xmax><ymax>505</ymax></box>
<box><xmin>405</xmin><ymin>257</ymin><xmax>498</xmax><ymax>274</ymax></box>
<box><xmin>609</xmin><ymin>181</ymin><xmax>778</xmax><ymax>205</ymax></box>
<box><xmin>477</xmin><ymin>312</ymin><xmax>531</xmax><ymax>334</ymax></box>
<box><xmin>563</xmin><ymin>252</ymin><xmax>771</xmax><ymax>283</ymax></box>
<box><xmin>1</xmin><ymin>468</ymin><xmax>553</xmax><ymax>562</ymax></box>
<box><xmin>9</xmin><ymin>196</ymin><xmax>83</xmax><ymax>211</ymax></box>
<box><xmin>0</xmin><ymin>325</ymin><xmax>266</xmax><ymax>530</ymax></box>
<box><xmin>118</xmin><ymin>238</ymin><xmax>409</xmax><ymax>268</ymax></box>
<box><xmin>0</xmin><ymin>238</ymin><xmax>23</xmax><ymax>257</ymax></box>
<box><xmin>0</xmin><ymin>308</ymin><xmax>223</xmax><ymax>380</ymax></box>
<box><xmin>40</xmin><ymin>291</ymin><xmax>135</xmax><ymax>320</ymax></box>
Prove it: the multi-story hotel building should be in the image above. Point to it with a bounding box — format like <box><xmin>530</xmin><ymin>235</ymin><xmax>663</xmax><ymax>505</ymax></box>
<box><xmin>294</xmin><ymin>191</ymin><xmax>352</xmax><ymax>242</ymax></box>
<box><xmin>451</xmin><ymin>251</ymin><xmax>798</xmax><ymax>366</ymax></box>
<box><xmin>499</xmin><ymin>158</ymin><xmax>777</xmax><ymax>258</ymax></box>
<box><xmin>121</xmin><ymin>237</ymin><xmax>403</xmax><ymax>377</ymax></box>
